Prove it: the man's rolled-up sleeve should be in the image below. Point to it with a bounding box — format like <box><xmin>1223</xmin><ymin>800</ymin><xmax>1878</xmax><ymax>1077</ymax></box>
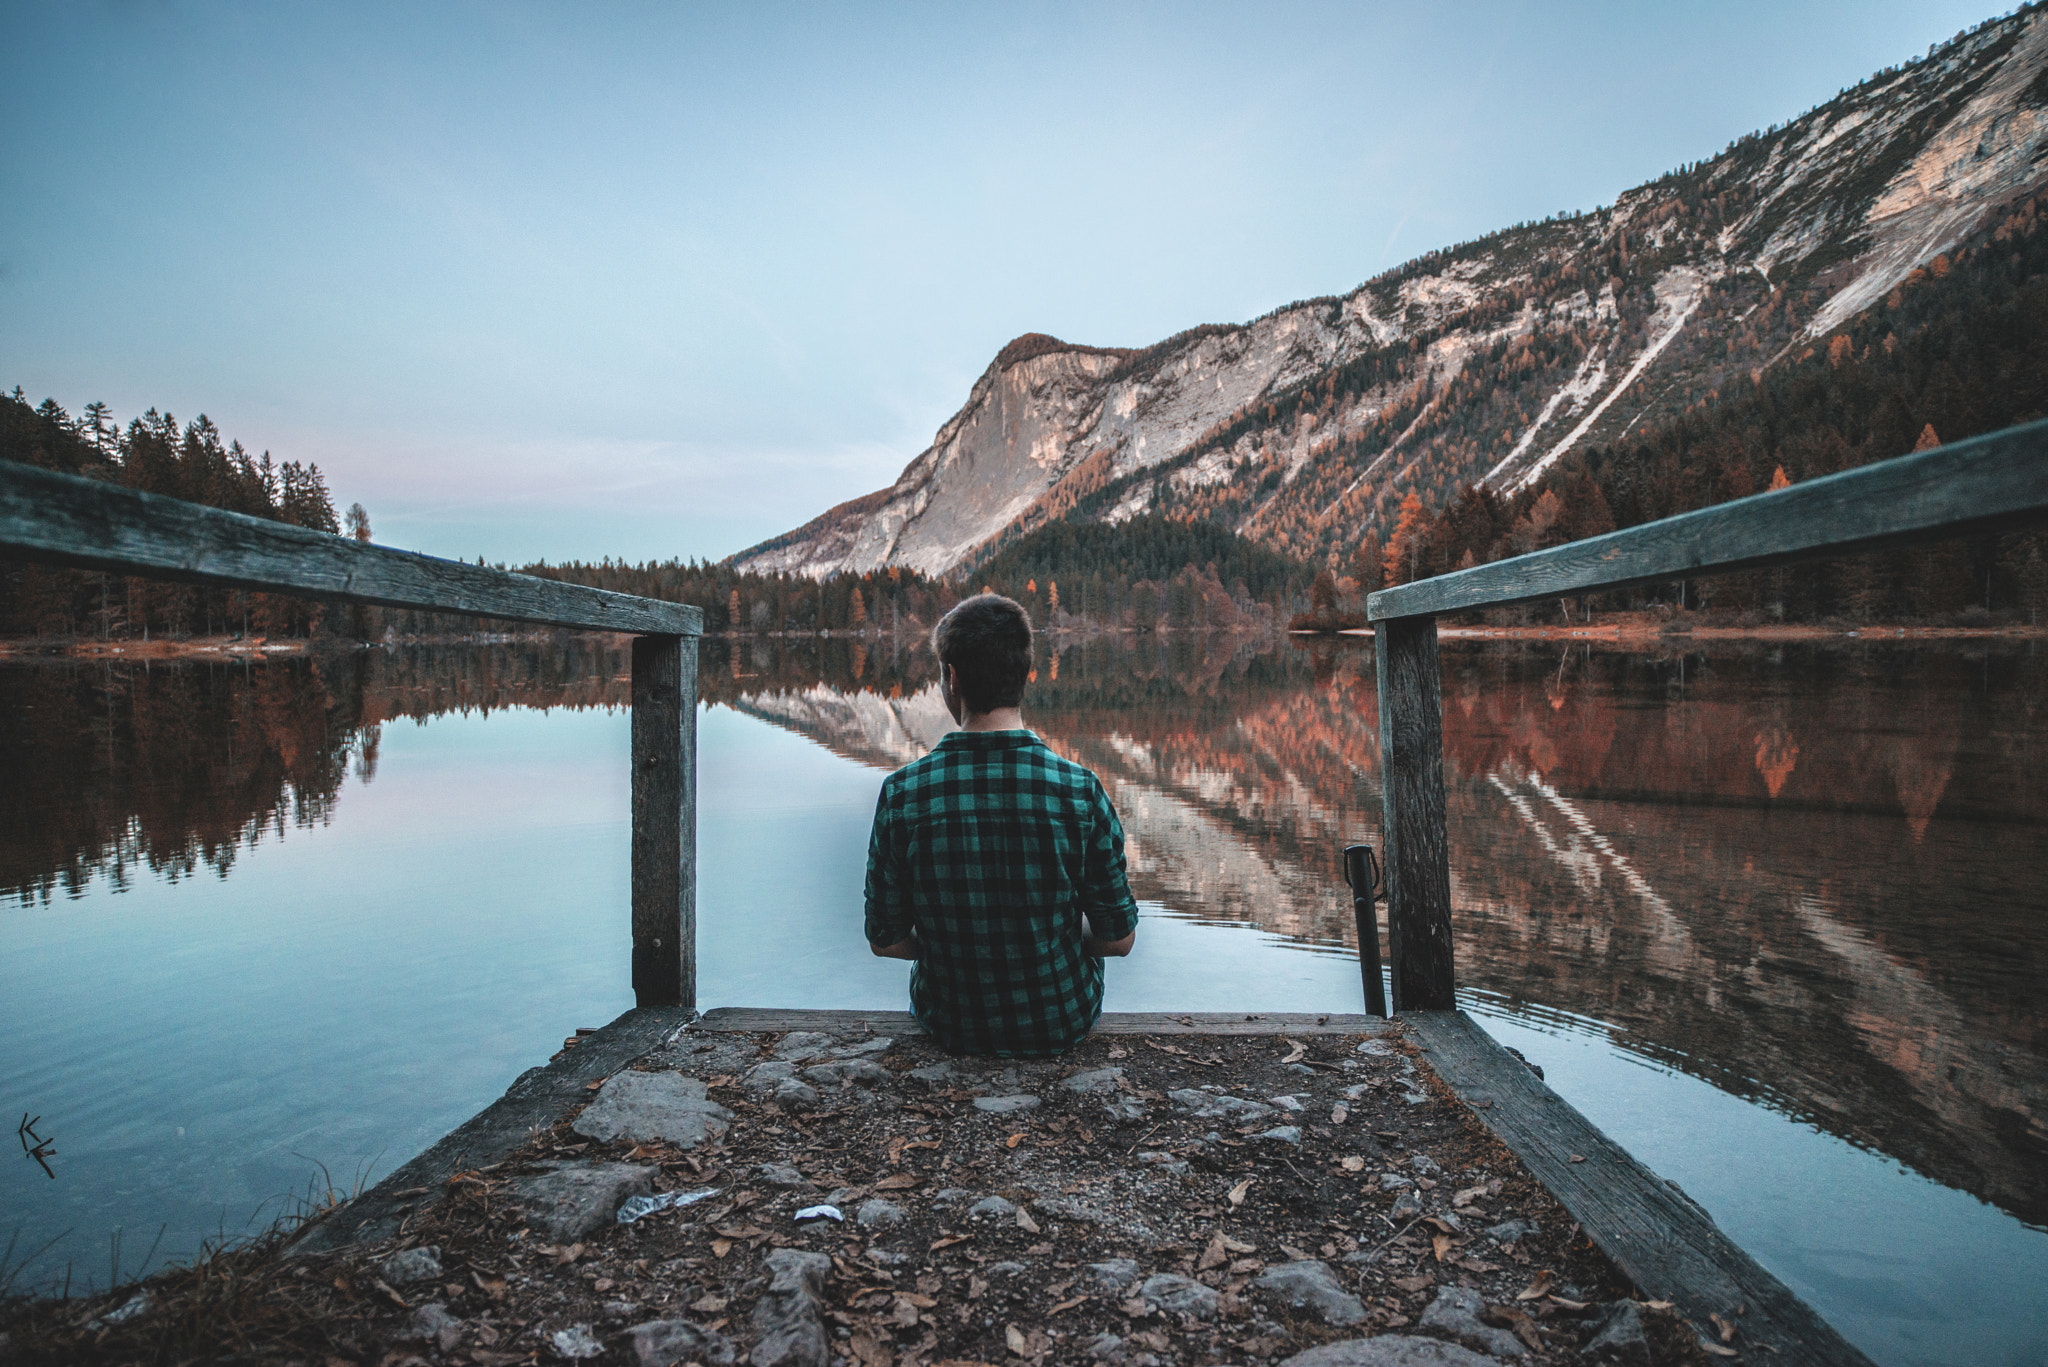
<box><xmin>864</xmin><ymin>784</ymin><xmax>913</xmax><ymax>947</ymax></box>
<box><xmin>1081</xmin><ymin>778</ymin><xmax>1140</xmax><ymax>940</ymax></box>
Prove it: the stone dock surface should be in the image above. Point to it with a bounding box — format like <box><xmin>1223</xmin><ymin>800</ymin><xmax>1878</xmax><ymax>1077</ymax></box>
<box><xmin>0</xmin><ymin>1013</ymin><xmax>1724</xmax><ymax>1366</ymax></box>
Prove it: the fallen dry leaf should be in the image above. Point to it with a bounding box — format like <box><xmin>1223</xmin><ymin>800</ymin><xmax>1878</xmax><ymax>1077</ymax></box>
<box><xmin>1393</xmin><ymin>1274</ymin><xmax>1434</xmax><ymax>1293</ymax></box>
<box><xmin>1452</xmin><ymin>1185</ymin><xmax>1489</xmax><ymax>1207</ymax></box>
<box><xmin>1547</xmin><ymin>1295</ymin><xmax>1591</xmax><ymax>1311</ymax></box>
<box><xmin>1222</xmin><ymin>1235</ymin><xmax>1257</xmax><ymax>1254</ymax></box>
<box><xmin>1644</xmin><ymin>1300</ymin><xmax>1675</xmax><ymax>1311</ymax></box>
<box><xmin>1431</xmin><ymin>1234</ymin><xmax>1454</xmax><ymax>1262</ymax></box>
<box><xmin>1004</xmin><ymin>1133</ymin><xmax>1025</xmax><ymax>1149</ymax></box>
<box><xmin>1120</xmin><ymin>1296</ymin><xmax>1154</xmax><ymax>1318</ymax></box>
<box><xmin>1711</xmin><ymin>1312</ymin><xmax>1738</xmax><ymax>1343</ymax></box>
<box><xmin>1198</xmin><ymin>1234</ymin><xmax>1228</xmax><ymax>1271</ymax></box>
<box><xmin>847</xmin><ymin>1331</ymin><xmax>893</xmax><ymax>1367</ymax></box>
<box><xmin>690</xmin><ymin>1294</ymin><xmax>728</xmax><ymax>1313</ymax></box>
<box><xmin>1227</xmin><ymin>1178</ymin><xmax>1252</xmax><ymax>1206</ymax></box>
<box><xmin>929</xmin><ymin>1235</ymin><xmax>970</xmax><ymax>1251</ymax></box>
<box><xmin>1005</xmin><ymin>1325</ymin><xmax>1027</xmax><ymax>1355</ymax></box>
<box><xmin>1048</xmin><ymin>1295</ymin><xmax>1088</xmax><ymax>1315</ymax></box>
<box><xmin>1340</xmin><ymin>1155</ymin><xmax>1366</xmax><ymax>1173</ymax></box>
<box><xmin>1568</xmin><ymin>1153</ymin><xmax>1587</xmax><ymax>1163</ymax></box>
<box><xmin>1330</xmin><ymin>1103</ymin><xmax>1349</xmax><ymax>1125</ymax></box>
<box><xmin>371</xmin><ymin>1277</ymin><xmax>409</xmax><ymax>1310</ymax></box>
<box><xmin>873</xmin><ymin>1173</ymin><xmax>919</xmax><ymax>1191</ymax></box>
<box><xmin>710</xmin><ymin>1238</ymin><xmax>733</xmax><ymax>1259</ymax></box>
<box><xmin>1015</xmin><ymin>1208</ymin><xmax>1040</xmax><ymax>1234</ymax></box>
<box><xmin>1516</xmin><ymin>1271</ymin><xmax>1554</xmax><ymax>1301</ymax></box>
<box><xmin>1699</xmin><ymin>1342</ymin><xmax>1739</xmax><ymax>1359</ymax></box>
<box><xmin>1281</xmin><ymin>1242</ymin><xmax>1315</xmax><ymax>1262</ymax></box>
<box><xmin>1281</xmin><ymin>1040</ymin><xmax>1308</xmax><ymax>1064</ymax></box>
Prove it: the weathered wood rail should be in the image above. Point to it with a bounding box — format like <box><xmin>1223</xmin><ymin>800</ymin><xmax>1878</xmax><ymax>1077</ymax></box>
<box><xmin>0</xmin><ymin>460</ymin><xmax>703</xmax><ymax>1009</ymax></box>
<box><xmin>1364</xmin><ymin>420</ymin><xmax>2048</xmax><ymax>1365</ymax></box>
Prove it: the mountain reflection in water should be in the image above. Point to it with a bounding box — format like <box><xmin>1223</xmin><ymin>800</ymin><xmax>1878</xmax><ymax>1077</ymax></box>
<box><xmin>3</xmin><ymin>634</ymin><xmax>2042</xmax><ymax>1238</ymax></box>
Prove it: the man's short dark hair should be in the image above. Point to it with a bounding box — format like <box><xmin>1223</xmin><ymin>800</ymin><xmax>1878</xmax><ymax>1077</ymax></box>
<box><xmin>933</xmin><ymin>594</ymin><xmax>1032</xmax><ymax>714</ymax></box>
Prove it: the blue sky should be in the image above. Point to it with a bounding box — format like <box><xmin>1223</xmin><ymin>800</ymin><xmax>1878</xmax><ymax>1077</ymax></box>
<box><xmin>1</xmin><ymin>1</ymin><xmax>1995</xmax><ymax>566</ymax></box>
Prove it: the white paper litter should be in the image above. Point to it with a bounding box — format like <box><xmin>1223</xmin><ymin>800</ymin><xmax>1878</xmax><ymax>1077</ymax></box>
<box><xmin>793</xmin><ymin>1204</ymin><xmax>844</xmax><ymax>1222</ymax></box>
<box><xmin>616</xmin><ymin>1186</ymin><xmax>720</xmax><ymax>1225</ymax></box>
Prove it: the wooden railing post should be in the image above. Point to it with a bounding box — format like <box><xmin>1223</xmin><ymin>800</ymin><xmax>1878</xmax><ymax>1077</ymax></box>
<box><xmin>1374</xmin><ymin>613</ymin><xmax>1455</xmax><ymax>1011</ymax></box>
<box><xmin>631</xmin><ymin>634</ymin><xmax>697</xmax><ymax>1009</ymax></box>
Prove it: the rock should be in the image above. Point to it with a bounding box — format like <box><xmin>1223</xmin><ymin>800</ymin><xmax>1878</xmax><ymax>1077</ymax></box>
<box><xmin>985</xmin><ymin>1260</ymin><xmax>1027</xmax><ymax>1276</ymax></box>
<box><xmin>967</xmin><ymin>1195</ymin><xmax>1019</xmax><ymax>1220</ymax></box>
<box><xmin>573</xmin><ymin>1072</ymin><xmax>732</xmax><ymax>1148</ymax></box>
<box><xmin>1418</xmin><ymin>1285</ymin><xmax>1525</xmax><ymax>1358</ymax></box>
<box><xmin>824</xmin><ymin>1036</ymin><xmax>893</xmax><ymax>1059</ymax></box>
<box><xmin>1137</xmin><ymin>1150</ymin><xmax>1190</xmax><ymax>1177</ymax></box>
<box><xmin>801</xmin><ymin>1058</ymin><xmax>891</xmax><ymax>1088</ymax></box>
<box><xmin>973</xmin><ymin>1094</ymin><xmax>1041</xmax><ymax>1114</ymax></box>
<box><xmin>1102</xmin><ymin>1097</ymin><xmax>1147</xmax><ymax>1121</ymax></box>
<box><xmin>1268</xmin><ymin>1094</ymin><xmax>1307</xmax><ymax>1112</ymax></box>
<box><xmin>1061</xmin><ymin>1067</ymin><xmax>1125</xmax><ymax>1094</ymax></box>
<box><xmin>931</xmin><ymin>1187</ymin><xmax>973</xmax><ymax>1205</ymax></box>
<box><xmin>1583</xmin><ymin>1300</ymin><xmax>1648</xmax><ymax>1359</ymax></box>
<box><xmin>751</xmin><ymin>1248</ymin><xmax>834</xmax><ymax>1367</ymax></box>
<box><xmin>744</xmin><ymin>1061</ymin><xmax>799</xmax><ymax>1090</ymax></box>
<box><xmin>603</xmin><ymin>1299</ymin><xmax>642</xmax><ymax>1320</ymax></box>
<box><xmin>1484</xmin><ymin>1219</ymin><xmax>1535</xmax><ymax>1245</ymax></box>
<box><xmin>1280</xmin><ymin>1335</ymin><xmax>1505</xmax><ymax>1366</ymax></box>
<box><xmin>1380</xmin><ymin>1172</ymin><xmax>1414</xmax><ymax>1191</ymax></box>
<box><xmin>377</xmin><ymin>1245</ymin><xmax>443</xmax><ymax>1285</ymax></box>
<box><xmin>1342</xmin><ymin>1083</ymin><xmax>1372</xmax><ymax>1100</ymax></box>
<box><xmin>771</xmin><ymin>1078</ymin><xmax>820</xmax><ymax>1107</ymax></box>
<box><xmin>1080</xmin><ymin>1258</ymin><xmax>1142</xmax><ymax>1295</ymax></box>
<box><xmin>756</xmin><ymin>1163</ymin><xmax>810</xmax><ymax>1189</ymax></box>
<box><xmin>1084</xmin><ymin>1331</ymin><xmax>1125</xmax><ymax>1358</ymax></box>
<box><xmin>772</xmin><ymin>1031</ymin><xmax>834</xmax><ymax>1061</ymax></box>
<box><xmin>1389</xmin><ymin>1190</ymin><xmax>1423</xmax><ymax>1220</ymax></box>
<box><xmin>626</xmin><ymin>1317</ymin><xmax>736</xmax><ymax>1366</ymax></box>
<box><xmin>1286</xmin><ymin>1062</ymin><xmax>1319</xmax><ymax>1075</ymax></box>
<box><xmin>855</xmin><ymin>1198</ymin><xmax>905</xmax><ymax>1228</ymax></box>
<box><xmin>509</xmin><ymin>1163</ymin><xmax>657</xmax><ymax>1242</ymax></box>
<box><xmin>908</xmin><ymin>1062</ymin><xmax>957</xmax><ymax>1084</ymax></box>
<box><xmin>1410</xmin><ymin>1154</ymin><xmax>1443</xmax><ymax>1176</ymax></box>
<box><xmin>550</xmin><ymin>1323</ymin><xmax>604</xmax><ymax>1359</ymax></box>
<box><xmin>1403</xmin><ymin>1090</ymin><xmax>1431</xmax><ymax>1105</ymax></box>
<box><xmin>1355</xmin><ymin>1039</ymin><xmax>1395</xmax><ymax>1056</ymax></box>
<box><xmin>1252</xmin><ymin>1260</ymin><xmax>1369</xmax><ymax>1326</ymax></box>
<box><xmin>1258</xmin><ymin>1125</ymin><xmax>1303</xmax><ymax>1145</ymax></box>
<box><xmin>399</xmin><ymin>1302</ymin><xmax>463</xmax><ymax>1352</ymax></box>
<box><xmin>1167</xmin><ymin>1088</ymin><xmax>1275</xmax><ymax>1122</ymax></box>
<box><xmin>1137</xmin><ymin>1272</ymin><xmax>1219</xmax><ymax>1321</ymax></box>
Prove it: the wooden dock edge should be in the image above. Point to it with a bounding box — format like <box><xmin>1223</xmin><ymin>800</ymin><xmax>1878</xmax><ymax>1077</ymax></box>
<box><xmin>1405</xmin><ymin>1010</ymin><xmax>1876</xmax><ymax>1367</ymax></box>
<box><xmin>288</xmin><ymin>1005</ymin><xmax>696</xmax><ymax>1255</ymax></box>
<box><xmin>689</xmin><ymin>1008</ymin><xmax>1394</xmax><ymax>1036</ymax></box>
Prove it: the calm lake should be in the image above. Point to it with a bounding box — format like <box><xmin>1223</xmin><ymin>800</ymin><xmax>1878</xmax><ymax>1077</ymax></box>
<box><xmin>1</xmin><ymin>635</ymin><xmax>2042</xmax><ymax>1366</ymax></box>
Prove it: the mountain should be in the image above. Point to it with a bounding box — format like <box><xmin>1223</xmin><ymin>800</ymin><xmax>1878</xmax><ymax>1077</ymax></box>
<box><xmin>734</xmin><ymin>9</ymin><xmax>2048</xmax><ymax>581</ymax></box>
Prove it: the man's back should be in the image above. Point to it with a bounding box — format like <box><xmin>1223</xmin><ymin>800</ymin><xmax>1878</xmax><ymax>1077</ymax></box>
<box><xmin>864</xmin><ymin>729</ymin><xmax>1138</xmax><ymax>1056</ymax></box>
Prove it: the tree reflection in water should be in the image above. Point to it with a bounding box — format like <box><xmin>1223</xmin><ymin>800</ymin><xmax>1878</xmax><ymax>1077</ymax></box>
<box><xmin>3</xmin><ymin>633</ymin><xmax>2042</xmax><ymax>1230</ymax></box>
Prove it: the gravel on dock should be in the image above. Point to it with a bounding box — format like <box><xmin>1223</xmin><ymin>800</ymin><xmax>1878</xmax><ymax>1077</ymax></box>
<box><xmin>0</xmin><ymin>1022</ymin><xmax>1723</xmax><ymax>1366</ymax></box>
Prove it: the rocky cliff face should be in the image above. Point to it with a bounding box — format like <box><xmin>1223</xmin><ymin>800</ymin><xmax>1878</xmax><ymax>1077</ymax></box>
<box><xmin>734</xmin><ymin>10</ymin><xmax>2048</xmax><ymax>579</ymax></box>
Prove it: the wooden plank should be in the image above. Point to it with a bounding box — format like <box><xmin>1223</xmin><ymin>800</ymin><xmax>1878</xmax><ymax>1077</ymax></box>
<box><xmin>289</xmin><ymin>1004</ymin><xmax>695</xmax><ymax>1254</ymax></box>
<box><xmin>632</xmin><ymin>635</ymin><xmax>696</xmax><ymax>1008</ymax></box>
<box><xmin>1368</xmin><ymin>418</ymin><xmax>2048</xmax><ymax>620</ymax></box>
<box><xmin>0</xmin><ymin>460</ymin><xmax>701</xmax><ymax>635</ymax></box>
<box><xmin>1375</xmin><ymin>615</ymin><xmax>1455</xmax><ymax>1011</ymax></box>
<box><xmin>1407</xmin><ymin>1010</ymin><xmax>1877</xmax><ymax>1367</ymax></box>
<box><xmin>689</xmin><ymin>1008</ymin><xmax>1392</xmax><ymax>1036</ymax></box>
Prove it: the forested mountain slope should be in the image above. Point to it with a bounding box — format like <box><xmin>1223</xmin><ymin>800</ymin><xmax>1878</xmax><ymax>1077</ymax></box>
<box><xmin>734</xmin><ymin>8</ymin><xmax>2048</xmax><ymax>586</ymax></box>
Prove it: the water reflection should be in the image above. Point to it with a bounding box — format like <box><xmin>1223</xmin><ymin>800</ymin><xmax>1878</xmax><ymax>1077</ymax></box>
<box><xmin>3</xmin><ymin>635</ymin><xmax>2042</xmax><ymax>1248</ymax></box>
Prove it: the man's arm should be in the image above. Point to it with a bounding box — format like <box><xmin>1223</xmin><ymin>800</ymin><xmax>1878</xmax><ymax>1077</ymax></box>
<box><xmin>1083</xmin><ymin>919</ymin><xmax>1135</xmax><ymax>957</ymax></box>
<box><xmin>870</xmin><ymin>934</ymin><xmax>918</xmax><ymax>960</ymax></box>
<box><xmin>863</xmin><ymin>784</ymin><xmax>917</xmax><ymax>960</ymax></box>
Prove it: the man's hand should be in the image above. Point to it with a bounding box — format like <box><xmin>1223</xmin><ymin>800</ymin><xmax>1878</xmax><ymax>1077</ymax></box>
<box><xmin>869</xmin><ymin>937</ymin><xmax>917</xmax><ymax>960</ymax></box>
<box><xmin>1084</xmin><ymin>929</ymin><xmax>1136</xmax><ymax>958</ymax></box>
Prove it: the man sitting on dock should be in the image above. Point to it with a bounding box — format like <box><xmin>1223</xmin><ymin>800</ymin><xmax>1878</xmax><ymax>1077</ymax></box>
<box><xmin>864</xmin><ymin>593</ymin><xmax>1138</xmax><ymax>1056</ymax></box>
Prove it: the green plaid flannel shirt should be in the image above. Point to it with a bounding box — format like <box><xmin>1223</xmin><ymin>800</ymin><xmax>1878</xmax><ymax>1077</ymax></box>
<box><xmin>864</xmin><ymin>729</ymin><xmax>1139</xmax><ymax>1057</ymax></box>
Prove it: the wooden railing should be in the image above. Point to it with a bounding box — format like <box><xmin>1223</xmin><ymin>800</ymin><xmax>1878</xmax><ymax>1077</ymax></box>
<box><xmin>0</xmin><ymin>461</ymin><xmax>705</xmax><ymax>1009</ymax></box>
<box><xmin>1365</xmin><ymin>417</ymin><xmax>2048</xmax><ymax>1011</ymax></box>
